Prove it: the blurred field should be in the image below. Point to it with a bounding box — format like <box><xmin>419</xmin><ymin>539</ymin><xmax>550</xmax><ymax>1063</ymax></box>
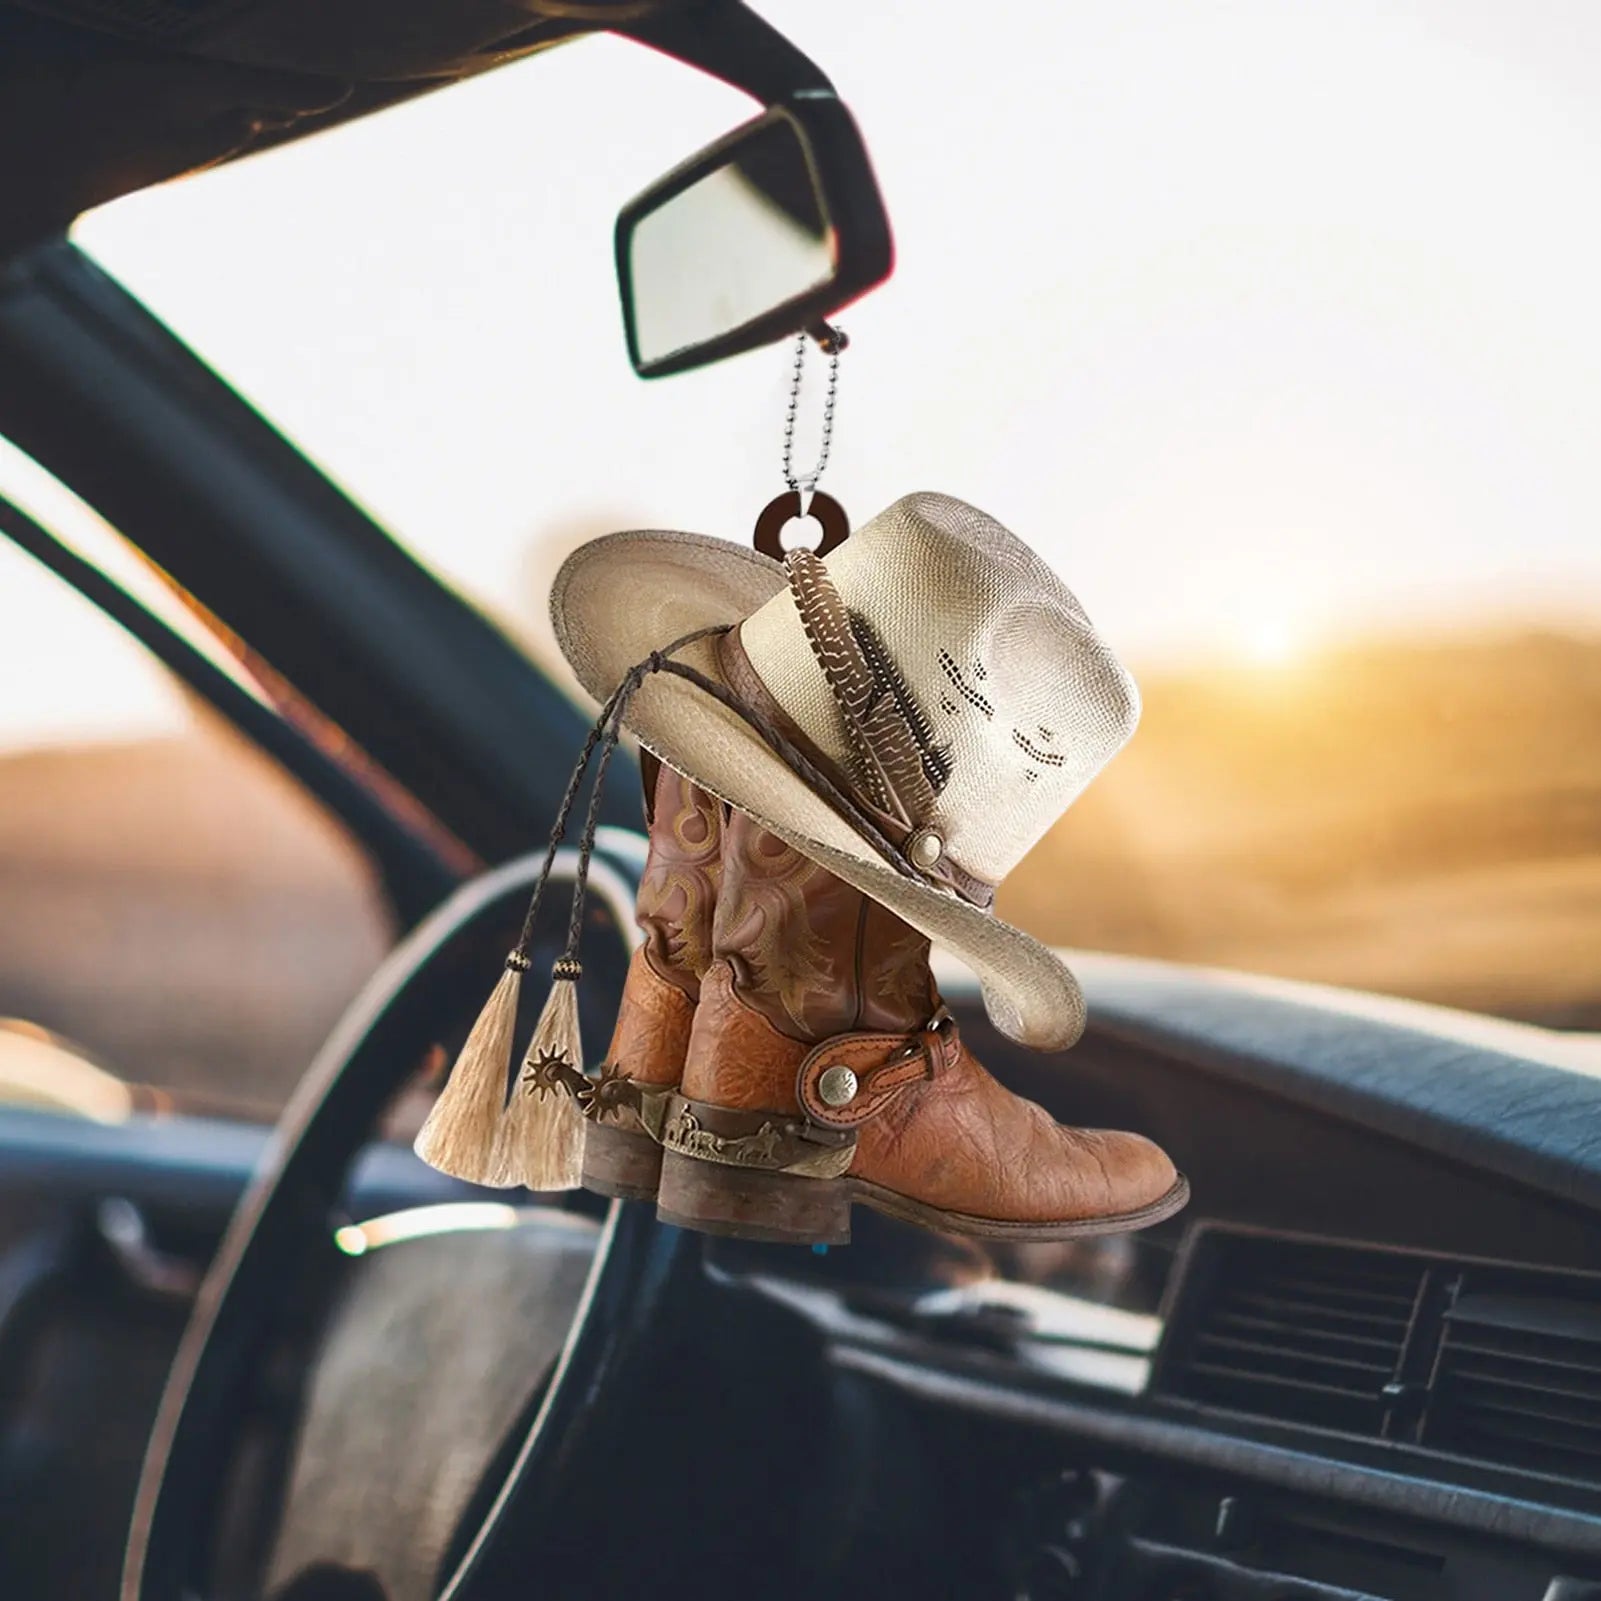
<box><xmin>0</xmin><ymin>709</ymin><xmax>393</xmax><ymax>1114</ymax></box>
<box><xmin>1002</xmin><ymin>627</ymin><xmax>1601</xmax><ymax>1028</ymax></box>
<box><xmin>0</xmin><ymin>625</ymin><xmax>1596</xmax><ymax>1118</ymax></box>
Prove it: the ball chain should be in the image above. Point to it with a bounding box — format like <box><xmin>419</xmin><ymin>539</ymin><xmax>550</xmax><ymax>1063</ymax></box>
<box><xmin>781</xmin><ymin>328</ymin><xmax>842</xmax><ymax>497</ymax></box>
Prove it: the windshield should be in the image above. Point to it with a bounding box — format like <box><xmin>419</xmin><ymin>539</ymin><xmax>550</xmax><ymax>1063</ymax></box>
<box><xmin>71</xmin><ymin>6</ymin><xmax>1601</xmax><ymax>1032</ymax></box>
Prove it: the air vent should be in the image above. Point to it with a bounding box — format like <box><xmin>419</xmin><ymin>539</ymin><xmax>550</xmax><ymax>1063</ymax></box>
<box><xmin>1157</xmin><ymin>1232</ymin><xmax>1427</xmax><ymax>1437</ymax></box>
<box><xmin>1424</xmin><ymin>1280</ymin><xmax>1601</xmax><ymax>1488</ymax></box>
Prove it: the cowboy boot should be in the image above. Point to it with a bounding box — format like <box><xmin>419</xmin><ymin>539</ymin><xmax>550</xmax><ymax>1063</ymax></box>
<box><xmin>580</xmin><ymin>760</ymin><xmax>723</xmax><ymax>1199</ymax></box>
<box><xmin>655</xmin><ymin>809</ymin><xmax>1186</xmax><ymax>1244</ymax></box>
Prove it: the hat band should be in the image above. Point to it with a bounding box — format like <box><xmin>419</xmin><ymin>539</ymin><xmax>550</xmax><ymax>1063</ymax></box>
<box><xmin>716</xmin><ymin>627</ymin><xmax>996</xmax><ymax>911</ymax></box>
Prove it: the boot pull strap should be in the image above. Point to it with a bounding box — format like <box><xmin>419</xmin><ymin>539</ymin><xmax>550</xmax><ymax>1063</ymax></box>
<box><xmin>796</xmin><ymin>1015</ymin><xmax>958</xmax><ymax>1131</ymax></box>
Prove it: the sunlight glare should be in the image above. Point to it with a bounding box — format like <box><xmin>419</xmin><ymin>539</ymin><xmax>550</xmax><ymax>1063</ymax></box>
<box><xmin>73</xmin><ymin>2</ymin><xmax>1601</xmax><ymax>672</ymax></box>
<box><xmin>1238</xmin><ymin>616</ymin><xmax>1301</xmax><ymax>669</ymax></box>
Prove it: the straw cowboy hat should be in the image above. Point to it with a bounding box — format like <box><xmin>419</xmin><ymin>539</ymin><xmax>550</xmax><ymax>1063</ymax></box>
<box><xmin>551</xmin><ymin>491</ymin><xmax>1139</xmax><ymax>1052</ymax></box>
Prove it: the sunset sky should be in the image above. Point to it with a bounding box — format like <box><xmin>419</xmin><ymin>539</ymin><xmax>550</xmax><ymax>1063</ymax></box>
<box><xmin>5</xmin><ymin>0</ymin><xmax>1601</xmax><ymax>752</ymax></box>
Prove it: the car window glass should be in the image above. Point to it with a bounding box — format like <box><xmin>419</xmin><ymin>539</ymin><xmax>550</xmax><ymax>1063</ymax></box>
<box><xmin>73</xmin><ymin>6</ymin><xmax>1601</xmax><ymax>1033</ymax></box>
<box><xmin>0</xmin><ymin>448</ymin><xmax>395</xmax><ymax>1121</ymax></box>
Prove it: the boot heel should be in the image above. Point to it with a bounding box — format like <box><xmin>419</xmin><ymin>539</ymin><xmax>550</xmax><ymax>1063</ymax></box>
<box><xmin>656</xmin><ymin>1151</ymin><xmax>850</xmax><ymax>1245</ymax></box>
<box><xmin>582</xmin><ymin>1121</ymin><xmax>664</xmax><ymax>1202</ymax></box>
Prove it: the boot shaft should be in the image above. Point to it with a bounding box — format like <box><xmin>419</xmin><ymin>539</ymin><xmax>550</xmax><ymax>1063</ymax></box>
<box><xmin>708</xmin><ymin>806</ymin><xmax>936</xmax><ymax>1043</ymax></box>
<box><xmin>682</xmin><ymin>808</ymin><xmax>938</xmax><ymax>1115</ymax></box>
<box><xmin>634</xmin><ymin>759</ymin><xmax>724</xmax><ymax>999</ymax></box>
<box><xmin>603</xmin><ymin>762</ymin><xmax>723</xmax><ymax>1092</ymax></box>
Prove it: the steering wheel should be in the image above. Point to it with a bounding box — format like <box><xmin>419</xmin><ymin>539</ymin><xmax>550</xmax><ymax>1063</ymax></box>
<box><xmin>121</xmin><ymin>851</ymin><xmax>708</xmax><ymax>1601</ymax></box>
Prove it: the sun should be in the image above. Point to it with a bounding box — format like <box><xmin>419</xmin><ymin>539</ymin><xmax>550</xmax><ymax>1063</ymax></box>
<box><xmin>1238</xmin><ymin>617</ymin><xmax>1301</xmax><ymax>668</ymax></box>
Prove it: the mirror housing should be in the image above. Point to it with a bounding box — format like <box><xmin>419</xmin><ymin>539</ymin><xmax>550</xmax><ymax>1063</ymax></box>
<box><xmin>616</xmin><ymin>95</ymin><xmax>893</xmax><ymax>379</ymax></box>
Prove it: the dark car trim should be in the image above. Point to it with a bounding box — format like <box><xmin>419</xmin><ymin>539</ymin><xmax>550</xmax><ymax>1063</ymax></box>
<box><xmin>0</xmin><ymin>242</ymin><xmax>639</xmax><ymax>870</ymax></box>
<box><xmin>0</xmin><ymin>489</ymin><xmax>460</xmax><ymax>925</ymax></box>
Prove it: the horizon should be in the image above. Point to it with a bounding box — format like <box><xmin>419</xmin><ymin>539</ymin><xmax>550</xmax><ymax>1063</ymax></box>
<box><xmin>4</xmin><ymin>428</ymin><xmax>1601</xmax><ymax>755</ymax></box>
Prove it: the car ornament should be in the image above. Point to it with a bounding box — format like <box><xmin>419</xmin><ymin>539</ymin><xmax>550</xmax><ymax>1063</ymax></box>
<box><xmin>415</xmin><ymin>327</ymin><xmax>860</xmax><ymax>1193</ymax></box>
<box><xmin>412</xmin><ymin>334</ymin><xmax>1175</xmax><ymax>1241</ymax></box>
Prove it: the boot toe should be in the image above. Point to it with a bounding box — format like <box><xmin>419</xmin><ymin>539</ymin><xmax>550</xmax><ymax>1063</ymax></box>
<box><xmin>1099</xmin><ymin>1128</ymin><xmax>1180</xmax><ymax>1212</ymax></box>
<box><xmin>1053</xmin><ymin>1124</ymin><xmax>1179</xmax><ymax>1219</ymax></box>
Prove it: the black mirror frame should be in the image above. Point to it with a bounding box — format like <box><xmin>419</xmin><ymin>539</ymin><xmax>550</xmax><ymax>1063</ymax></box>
<box><xmin>615</xmin><ymin>93</ymin><xmax>892</xmax><ymax>379</ymax></box>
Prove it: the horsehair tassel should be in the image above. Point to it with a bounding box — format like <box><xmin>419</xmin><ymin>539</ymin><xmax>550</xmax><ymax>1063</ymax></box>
<box><xmin>504</xmin><ymin>682</ymin><xmax>638</xmax><ymax>1190</ymax></box>
<box><xmin>413</xmin><ymin>950</ymin><xmax>529</xmax><ymax>1186</ymax></box>
<box><xmin>418</xmin><ymin>626</ymin><xmax>721</xmax><ymax>1192</ymax></box>
<box><xmin>413</xmin><ymin>690</ymin><xmax>616</xmax><ymax>1186</ymax></box>
<box><xmin>502</xmin><ymin>957</ymin><xmax>588</xmax><ymax>1191</ymax></box>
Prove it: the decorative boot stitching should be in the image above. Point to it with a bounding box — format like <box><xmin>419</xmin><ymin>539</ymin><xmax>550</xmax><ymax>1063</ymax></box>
<box><xmin>850</xmin><ymin>896</ymin><xmax>869</xmax><ymax>1031</ymax></box>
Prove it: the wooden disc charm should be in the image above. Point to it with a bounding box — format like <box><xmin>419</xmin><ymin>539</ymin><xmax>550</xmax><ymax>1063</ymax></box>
<box><xmin>752</xmin><ymin>491</ymin><xmax>850</xmax><ymax>562</ymax></box>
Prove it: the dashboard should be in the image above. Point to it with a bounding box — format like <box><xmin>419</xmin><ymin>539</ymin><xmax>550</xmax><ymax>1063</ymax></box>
<box><xmin>710</xmin><ymin>956</ymin><xmax>1601</xmax><ymax>1600</ymax></box>
<box><xmin>4</xmin><ymin>948</ymin><xmax>1601</xmax><ymax>1600</ymax></box>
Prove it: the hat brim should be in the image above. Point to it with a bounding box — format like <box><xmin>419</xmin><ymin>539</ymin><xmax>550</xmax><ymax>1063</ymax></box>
<box><xmin>551</xmin><ymin>529</ymin><xmax>1086</xmax><ymax>1051</ymax></box>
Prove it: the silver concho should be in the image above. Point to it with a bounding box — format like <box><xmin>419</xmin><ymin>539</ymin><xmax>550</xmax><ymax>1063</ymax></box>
<box><xmin>817</xmin><ymin>1065</ymin><xmax>859</xmax><ymax>1107</ymax></box>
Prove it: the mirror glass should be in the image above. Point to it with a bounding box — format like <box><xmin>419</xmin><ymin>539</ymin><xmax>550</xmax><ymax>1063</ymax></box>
<box><xmin>627</xmin><ymin>114</ymin><xmax>834</xmax><ymax>369</ymax></box>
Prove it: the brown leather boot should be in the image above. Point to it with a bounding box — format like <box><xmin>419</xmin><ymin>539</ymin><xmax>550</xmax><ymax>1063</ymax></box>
<box><xmin>581</xmin><ymin>761</ymin><xmax>723</xmax><ymax>1199</ymax></box>
<box><xmin>655</xmin><ymin>809</ymin><xmax>1187</xmax><ymax>1243</ymax></box>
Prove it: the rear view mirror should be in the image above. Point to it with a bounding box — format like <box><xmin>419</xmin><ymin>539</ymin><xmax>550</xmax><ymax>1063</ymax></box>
<box><xmin>616</xmin><ymin>98</ymin><xmax>893</xmax><ymax>378</ymax></box>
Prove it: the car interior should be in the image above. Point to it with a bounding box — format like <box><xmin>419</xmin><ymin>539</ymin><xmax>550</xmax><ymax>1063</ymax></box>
<box><xmin>2</xmin><ymin>2</ymin><xmax>1600</xmax><ymax>1599</ymax></box>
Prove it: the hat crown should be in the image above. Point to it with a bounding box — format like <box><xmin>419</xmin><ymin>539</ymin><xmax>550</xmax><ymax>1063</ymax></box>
<box><xmin>739</xmin><ymin>492</ymin><xmax>1139</xmax><ymax>888</ymax></box>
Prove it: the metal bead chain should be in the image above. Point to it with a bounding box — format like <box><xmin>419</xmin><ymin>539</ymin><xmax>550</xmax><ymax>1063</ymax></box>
<box><xmin>781</xmin><ymin>329</ymin><xmax>842</xmax><ymax>496</ymax></box>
